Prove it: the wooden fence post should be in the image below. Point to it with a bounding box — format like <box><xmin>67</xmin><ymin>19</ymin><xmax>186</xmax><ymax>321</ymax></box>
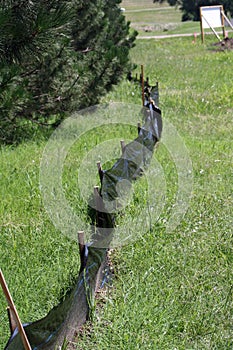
<box><xmin>141</xmin><ymin>65</ymin><xmax>145</xmax><ymax>106</ymax></box>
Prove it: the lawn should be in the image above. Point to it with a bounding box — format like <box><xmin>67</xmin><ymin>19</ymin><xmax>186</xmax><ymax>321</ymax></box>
<box><xmin>0</xmin><ymin>3</ymin><xmax>233</xmax><ymax>350</ymax></box>
<box><xmin>121</xmin><ymin>0</ymin><xmax>198</xmax><ymax>35</ymax></box>
<box><xmin>121</xmin><ymin>0</ymin><xmax>229</xmax><ymax>37</ymax></box>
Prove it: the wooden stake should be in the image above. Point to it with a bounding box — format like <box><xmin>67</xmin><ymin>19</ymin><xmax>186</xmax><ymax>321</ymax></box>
<box><xmin>222</xmin><ymin>11</ymin><xmax>233</xmax><ymax>30</ymax></box>
<box><xmin>94</xmin><ymin>186</ymin><xmax>102</xmax><ymax>212</ymax></box>
<box><xmin>78</xmin><ymin>231</ymin><xmax>86</xmax><ymax>271</ymax></box>
<box><xmin>7</xmin><ymin>306</ymin><xmax>17</xmax><ymax>334</ymax></box>
<box><xmin>141</xmin><ymin>65</ymin><xmax>145</xmax><ymax>106</ymax></box>
<box><xmin>220</xmin><ymin>8</ymin><xmax>226</xmax><ymax>38</ymax></box>
<box><xmin>78</xmin><ymin>231</ymin><xmax>85</xmax><ymax>256</ymax></box>
<box><xmin>96</xmin><ymin>161</ymin><xmax>103</xmax><ymax>183</ymax></box>
<box><xmin>0</xmin><ymin>269</ymin><xmax>32</xmax><ymax>350</ymax></box>
<box><xmin>137</xmin><ymin>122</ymin><xmax>141</xmax><ymax>135</ymax></box>
<box><xmin>200</xmin><ymin>7</ymin><xmax>205</xmax><ymax>43</ymax></box>
<box><xmin>120</xmin><ymin>140</ymin><xmax>126</xmax><ymax>154</ymax></box>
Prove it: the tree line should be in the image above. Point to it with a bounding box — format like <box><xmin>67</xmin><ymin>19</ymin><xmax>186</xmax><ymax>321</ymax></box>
<box><xmin>0</xmin><ymin>1</ymin><xmax>137</xmax><ymax>142</ymax></box>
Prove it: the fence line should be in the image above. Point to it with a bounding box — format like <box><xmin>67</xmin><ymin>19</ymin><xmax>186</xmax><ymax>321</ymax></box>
<box><xmin>2</xmin><ymin>74</ymin><xmax>162</xmax><ymax>350</ymax></box>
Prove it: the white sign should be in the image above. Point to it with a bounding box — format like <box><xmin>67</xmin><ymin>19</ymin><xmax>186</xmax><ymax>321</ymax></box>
<box><xmin>200</xmin><ymin>5</ymin><xmax>223</xmax><ymax>29</ymax></box>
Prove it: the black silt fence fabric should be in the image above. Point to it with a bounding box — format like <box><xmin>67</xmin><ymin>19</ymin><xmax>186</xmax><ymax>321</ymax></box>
<box><xmin>4</xmin><ymin>246</ymin><xmax>107</xmax><ymax>350</ymax></box>
<box><xmin>4</xmin><ymin>103</ymin><xmax>162</xmax><ymax>349</ymax></box>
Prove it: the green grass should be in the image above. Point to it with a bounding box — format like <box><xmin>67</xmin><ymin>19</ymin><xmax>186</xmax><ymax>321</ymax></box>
<box><xmin>0</xmin><ymin>5</ymin><xmax>233</xmax><ymax>350</ymax></box>
<box><xmin>0</xmin><ymin>140</ymin><xmax>81</xmax><ymax>347</ymax></box>
<box><xmin>121</xmin><ymin>0</ymin><xmax>229</xmax><ymax>37</ymax></box>
<box><xmin>122</xmin><ymin>0</ymin><xmax>184</xmax><ymax>35</ymax></box>
<box><xmin>122</xmin><ymin>0</ymin><xmax>181</xmax><ymax>32</ymax></box>
<box><xmin>121</xmin><ymin>0</ymin><xmax>170</xmax><ymax>11</ymax></box>
<box><xmin>75</xmin><ymin>36</ymin><xmax>233</xmax><ymax>350</ymax></box>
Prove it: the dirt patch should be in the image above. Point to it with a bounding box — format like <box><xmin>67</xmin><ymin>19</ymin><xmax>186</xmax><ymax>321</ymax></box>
<box><xmin>213</xmin><ymin>37</ymin><xmax>233</xmax><ymax>51</ymax></box>
<box><xmin>134</xmin><ymin>23</ymin><xmax>179</xmax><ymax>33</ymax></box>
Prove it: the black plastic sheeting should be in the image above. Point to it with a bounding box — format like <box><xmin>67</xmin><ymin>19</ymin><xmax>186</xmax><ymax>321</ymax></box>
<box><xmin>4</xmin><ymin>99</ymin><xmax>162</xmax><ymax>349</ymax></box>
<box><xmin>4</xmin><ymin>246</ymin><xmax>107</xmax><ymax>350</ymax></box>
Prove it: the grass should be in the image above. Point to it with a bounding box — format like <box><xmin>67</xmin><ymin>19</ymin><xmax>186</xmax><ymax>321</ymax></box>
<box><xmin>0</xmin><ymin>139</ymin><xmax>81</xmax><ymax>347</ymax></box>
<box><xmin>0</xmin><ymin>4</ymin><xmax>233</xmax><ymax>350</ymax></box>
<box><xmin>75</xmin><ymin>29</ymin><xmax>233</xmax><ymax>350</ymax></box>
<box><xmin>121</xmin><ymin>0</ymin><xmax>229</xmax><ymax>37</ymax></box>
<box><xmin>121</xmin><ymin>0</ymin><xmax>189</xmax><ymax>35</ymax></box>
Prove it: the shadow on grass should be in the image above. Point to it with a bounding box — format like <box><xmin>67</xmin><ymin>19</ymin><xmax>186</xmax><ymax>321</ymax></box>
<box><xmin>0</xmin><ymin>118</ymin><xmax>62</xmax><ymax>146</ymax></box>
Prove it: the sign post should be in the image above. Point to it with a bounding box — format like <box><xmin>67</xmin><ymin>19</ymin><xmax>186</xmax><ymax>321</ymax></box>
<box><xmin>200</xmin><ymin>5</ymin><xmax>225</xmax><ymax>43</ymax></box>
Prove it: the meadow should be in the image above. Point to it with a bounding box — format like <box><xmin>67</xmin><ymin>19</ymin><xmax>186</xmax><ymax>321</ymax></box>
<box><xmin>0</xmin><ymin>1</ymin><xmax>233</xmax><ymax>349</ymax></box>
<box><xmin>121</xmin><ymin>0</ymin><xmax>200</xmax><ymax>36</ymax></box>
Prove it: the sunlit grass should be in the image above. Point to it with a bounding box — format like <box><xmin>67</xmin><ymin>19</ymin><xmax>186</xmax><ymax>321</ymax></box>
<box><xmin>121</xmin><ymin>0</ymin><xmax>231</xmax><ymax>37</ymax></box>
<box><xmin>78</xmin><ymin>28</ymin><xmax>233</xmax><ymax>350</ymax></box>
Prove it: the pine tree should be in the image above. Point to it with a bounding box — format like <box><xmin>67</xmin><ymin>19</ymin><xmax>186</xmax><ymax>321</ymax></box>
<box><xmin>0</xmin><ymin>0</ymin><xmax>137</xmax><ymax>142</ymax></box>
<box><xmin>70</xmin><ymin>0</ymin><xmax>137</xmax><ymax>108</ymax></box>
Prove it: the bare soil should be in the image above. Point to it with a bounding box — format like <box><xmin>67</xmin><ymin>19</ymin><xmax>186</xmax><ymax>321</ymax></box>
<box><xmin>213</xmin><ymin>37</ymin><xmax>233</xmax><ymax>51</ymax></box>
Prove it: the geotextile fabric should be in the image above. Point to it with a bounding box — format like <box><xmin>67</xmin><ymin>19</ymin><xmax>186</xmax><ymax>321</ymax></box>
<box><xmin>4</xmin><ymin>100</ymin><xmax>162</xmax><ymax>349</ymax></box>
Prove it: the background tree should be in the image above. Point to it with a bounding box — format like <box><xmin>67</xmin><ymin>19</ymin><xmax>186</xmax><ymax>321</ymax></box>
<box><xmin>153</xmin><ymin>0</ymin><xmax>233</xmax><ymax>21</ymax></box>
<box><xmin>0</xmin><ymin>0</ymin><xmax>137</xmax><ymax>142</ymax></box>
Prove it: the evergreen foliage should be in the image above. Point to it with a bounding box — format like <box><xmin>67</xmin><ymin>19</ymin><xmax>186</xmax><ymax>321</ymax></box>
<box><xmin>0</xmin><ymin>0</ymin><xmax>137</xmax><ymax>142</ymax></box>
